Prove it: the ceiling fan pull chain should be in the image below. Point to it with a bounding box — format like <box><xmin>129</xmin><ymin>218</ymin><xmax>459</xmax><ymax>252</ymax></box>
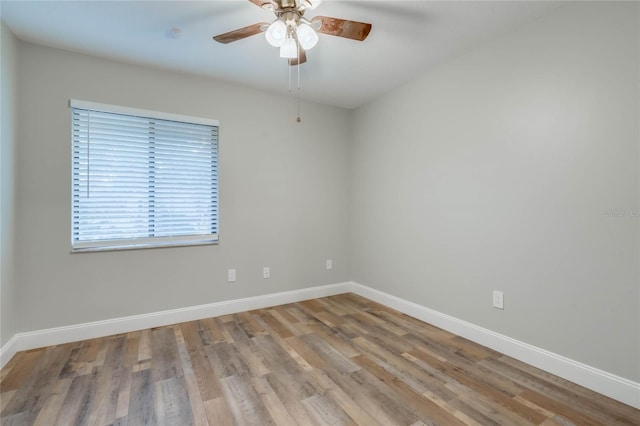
<box><xmin>297</xmin><ymin>47</ymin><xmax>300</xmax><ymax>91</ymax></box>
<box><xmin>297</xmin><ymin>43</ymin><xmax>302</xmax><ymax>123</ymax></box>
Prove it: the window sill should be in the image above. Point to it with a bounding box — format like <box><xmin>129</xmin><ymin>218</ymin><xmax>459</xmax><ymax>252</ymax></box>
<box><xmin>71</xmin><ymin>239</ymin><xmax>219</xmax><ymax>253</ymax></box>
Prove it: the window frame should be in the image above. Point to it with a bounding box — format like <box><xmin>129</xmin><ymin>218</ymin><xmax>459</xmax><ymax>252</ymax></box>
<box><xmin>70</xmin><ymin>99</ymin><xmax>219</xmax><ymax>253</ymax></box>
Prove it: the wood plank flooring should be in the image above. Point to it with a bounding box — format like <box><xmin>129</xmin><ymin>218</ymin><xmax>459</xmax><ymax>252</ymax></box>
<box><xmin>1</xmin><ymin>293</ymin><xmax>638</xmax><ymax>425</ymax></box>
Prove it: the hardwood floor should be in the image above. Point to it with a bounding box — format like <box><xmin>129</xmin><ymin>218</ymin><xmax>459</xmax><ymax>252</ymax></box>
<box><xmin>1</xmin><ymin>293</ymin><xmax>638</xmax><ymax>425</ymax></box>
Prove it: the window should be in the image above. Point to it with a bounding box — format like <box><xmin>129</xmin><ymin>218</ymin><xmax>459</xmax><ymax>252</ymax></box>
<box><xmin>70</xmin><ymin>100</ymin><xmax>219</xmax><ymax>252</ymax></box>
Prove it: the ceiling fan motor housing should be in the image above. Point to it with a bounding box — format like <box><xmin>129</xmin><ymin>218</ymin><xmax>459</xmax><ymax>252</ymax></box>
<box><xmin>280</xmin><ymin>0</ymin><xmax>297</xmax><ymax>9</ymax></box>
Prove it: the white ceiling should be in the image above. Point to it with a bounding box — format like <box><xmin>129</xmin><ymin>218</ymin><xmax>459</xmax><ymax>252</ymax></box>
<box><xmin>1</xmin><ymin>0</ymin><xmax>562</xmax><ymax>109</ymax></box>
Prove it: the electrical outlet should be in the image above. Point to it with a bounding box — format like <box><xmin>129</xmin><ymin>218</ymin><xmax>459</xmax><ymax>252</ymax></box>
<box><xmin>227</xmin><ymin>269</ymin><xmax>236</xmax><ymax>282</ymax></box>
<box><xmin>326</xmin><ymin>259</ymin><xmax>333</xmax><ymax>270</ymax></box>
<box><xmin>263</xmin><ymin>267</ymin><xmax>270</xmax><ymax>279</ymax></box>
<box><xmin>493</xmin><ymin>290</ymin><xmax>504</xmax><ymax>309</ymax></box>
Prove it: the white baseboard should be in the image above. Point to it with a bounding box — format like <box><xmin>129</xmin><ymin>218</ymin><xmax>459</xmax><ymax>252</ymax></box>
<box><xmin>0</xmin><ymin>282</ymin><xmax>351</xmax><ymax>369</ymax></box>
<box><xmin>347</xmin><ymin>281</ymin><xmax>640</xmax><ymax>410</ymax></box>
<box><xmin>0</xmin><ymin>334</ymin><xmax>18</xmax><ymax>371</ymax></box>
<box><xmin>2</xmin><ymin>280</ymin><xmax>638</xmax><ymax>409</ymax></box>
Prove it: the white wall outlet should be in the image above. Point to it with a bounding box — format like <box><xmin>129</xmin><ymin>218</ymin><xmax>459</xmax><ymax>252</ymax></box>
<box><xmin>493</xmin><ymin>290</ymin><xmax>504</xmax><ymax>309</ymax></box>
<box><xmin>227</xmin><ymin>269</ymin><xmax>236</xmax><ymax>282</ymax></box>
<box><xmin>326</xmin><ymin>259</ymin><xmax>333</xmax><ymax>270</ymax></box>
<box><xmin>263</xmin><ymin>267</ymin><xmax>270</xmax><ymax>279</ymax></box>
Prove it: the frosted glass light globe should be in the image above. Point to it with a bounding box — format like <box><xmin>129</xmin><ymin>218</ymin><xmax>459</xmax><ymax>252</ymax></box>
<box><xmin>302</xmin><ymin>0</ymin><xmax>323</xmax><ymax>10</ymax></box>
<box><xmin>265</xmin><ymin>20</ymin><xmax>287</xmax><ymax>47</ymax></box>
<box><xmin>280</xmin><ymin>37</ymin><xmax>298</xmax><ymax>58</ymax></box>
<box><xmin>296</xmin><ymin>23</ymin><xmax>318</xmax><ymax>50</ymax></box>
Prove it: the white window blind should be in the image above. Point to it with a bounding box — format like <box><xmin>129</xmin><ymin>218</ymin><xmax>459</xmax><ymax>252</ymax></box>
<box><xmin>71</xmin><ymin>100</ymin><xmax>219</xmax><ymax>252</ymax></box>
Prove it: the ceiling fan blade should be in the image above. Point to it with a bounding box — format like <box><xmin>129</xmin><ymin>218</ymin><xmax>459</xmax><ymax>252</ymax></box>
<box><xmin>213</xmin><ymin>22</ymin><xmax>268</xmax><ymax>44</ymax></box>
<box><xmin>312</xmin><ymin>16</ymin><xmax>372</xmax><ymax>41</ymax></box>
<box><xmin>288</xmin><ymin>49</ymin><xmax>307</xmax><ymax>66</ymax></box>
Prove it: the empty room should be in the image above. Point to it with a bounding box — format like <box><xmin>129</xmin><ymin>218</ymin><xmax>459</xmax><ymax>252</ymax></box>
<box><xmin>1</xmin><ymin>1</ymin><xmax>638</xmax><ymax>425</ymax></box>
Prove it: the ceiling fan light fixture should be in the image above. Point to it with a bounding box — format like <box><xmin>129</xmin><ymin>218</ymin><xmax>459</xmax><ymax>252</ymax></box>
<box><xmin>280</xmin><ymin>37</ymin><xmax>298</xmax><ymax>58</ymax></box>
<box><xmin>296</xmin><ymin>23</ymin><xmax>318</xmax><ymax>50</ymax></box>
<box><xmin>302</xmin><ymin>0</ymin><xmax>322</xmax><ymax>10</ymax></box>
<box><xmin>212</xmin><ymin>0</ymin><xmax>372</xmax><ymax>67</ymax></box>
<box><xmin>265</xmin><ymin>19</ymin><xmax>286</xmax><ymax>47</ymax></box>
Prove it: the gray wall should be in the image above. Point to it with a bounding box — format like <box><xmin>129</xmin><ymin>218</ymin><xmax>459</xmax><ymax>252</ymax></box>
<box><xmin>350</xmin><ymin>2</ymin><xmax>639</xmax><ymax>381</ymax></box>
<box><xmin>13</xmin><ymin>42</ymin><xmax>351</xmax><ymax>332</ymax></box>
<box><xmin>1</xmin><ymin>21</ymin><xmax>18</xmax><ymax>347</ymax></box>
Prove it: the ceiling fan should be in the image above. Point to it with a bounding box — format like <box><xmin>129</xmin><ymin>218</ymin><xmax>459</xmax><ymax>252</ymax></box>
<box><xmin>213</xmin><ymin>0</ymin><xmax>372</xmax><ymax>66</ymax></box>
